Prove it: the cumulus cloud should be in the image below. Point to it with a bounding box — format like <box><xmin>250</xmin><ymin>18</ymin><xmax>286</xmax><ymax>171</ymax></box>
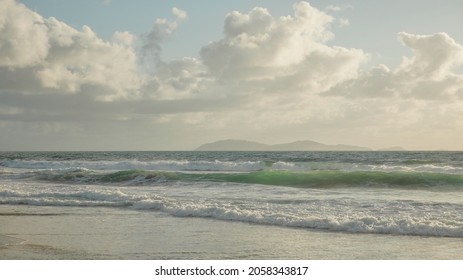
<box><xmin>145</xmin><ymin>1</ymin><xmax>368</xmax><ymax>104</ymax></box>
<box><xmin>312</xmin><ymin>31</ymin><xmax>463</xmax><ymax>149</ymax></box>
<box><xmin>112</xmin><ymin>31</ymin><xmax>135</xmax><ymax>46</ymax></box>
<box><xmin>200</xmin><ymin>2</ymin><xmax>366</xmax><ymax>95</ymax></box>
<box><xmin>0</xmin><ymin>0</ymin><xmax>142</xmax><ymax>99</ymax></box>
<box><xmin>326</xmin><ymin>32</ymin><xmax>463</xmax><ymax>100</ymax></box>
<box><xmin>37</xmin><ymin>22</ymin><xmax>142</xmax><ymax>97</ymax></box>
<box><xmin>0</xmin><ymin>0</ymin><xmax>367</xmax><ymax>102</ymax></box>
<box><xmin>396</xmin><ymin>32</ymin><xmax>463</xmax><ymax>80</ymax></box>
<box><xmin>0</xmin><ymin>0</ymin><xmax>49</xmax><ymax>68</ymax></box>
<box><xmin>148</xmin><ymin>57</ymin><xmax>212</xmax><ymax>100</ymax></box>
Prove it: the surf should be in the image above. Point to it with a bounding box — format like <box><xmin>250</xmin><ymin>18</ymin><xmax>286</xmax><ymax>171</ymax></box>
<box><xmin>2</xmin><ymin>185</ymin><xmax>462</xmax><ymax>238</ymax></box>
<box><xmin>9</xmin><ymin>168</ymin><xmax>463</xmax><ymax>190</ymax></box>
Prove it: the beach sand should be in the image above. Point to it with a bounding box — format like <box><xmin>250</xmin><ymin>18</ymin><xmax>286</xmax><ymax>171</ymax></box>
<box><xmin>1</xmin><ymin>205</ymin><xmax>461</xmax><ymax>260</ymax></box>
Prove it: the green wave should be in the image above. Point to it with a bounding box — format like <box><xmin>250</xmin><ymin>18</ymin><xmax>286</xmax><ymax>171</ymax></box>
<box><xmin>100</xmin><ymin>170</ymin><xmax>148</xmax><ymax>182</ymax></box>
<box><xmin>178</xmin><ymin>170</ymin><xmax>463</xmax><ymax>189</ymax></box>
<box><xmin>31</xmin><ymin>169</ymin><xmax>463</xmax><ymax>189</ymax></box>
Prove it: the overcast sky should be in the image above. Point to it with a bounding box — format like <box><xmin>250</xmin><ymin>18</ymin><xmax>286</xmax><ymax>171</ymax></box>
<box><xmin>1</xmin><ymin>0</ymin><xmax>463</xmax><ymax>150</ymax></box>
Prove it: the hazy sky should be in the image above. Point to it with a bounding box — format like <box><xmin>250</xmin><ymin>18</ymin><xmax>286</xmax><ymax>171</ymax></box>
<box><xmin>1</xmin><ymin>0</ymin><xmax>463</xmax><ymax>150</ymax></box>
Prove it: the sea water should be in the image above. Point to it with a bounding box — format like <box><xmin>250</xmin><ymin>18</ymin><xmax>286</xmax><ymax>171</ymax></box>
<box><xmin>0</xmin><ymin>151</ymin><xmax>462</xmax><ymax>259</ymax></box>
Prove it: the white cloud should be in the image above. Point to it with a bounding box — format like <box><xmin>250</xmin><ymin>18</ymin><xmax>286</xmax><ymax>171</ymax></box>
<box><xmin>394</xmin><ymin>32</ymin><xmax>463</xmax><ymax>100</ymax></box>
<box><xmin>0</xmin><ymin>0</ymin><xmax>142</xmax><ymax>99</ymax></box>
<box><xmin>112</xmin><ymin>31</ymin><xmax>135</xmax><ymax>46</ymax></box>
<box><xmin>36</xmin><ymin>21</ymin><xmax>142</xmax><ymax>97</ymax></box>
<box><xmin>201</xmin><ymin>3</ymin><xmax>334</xmax><ymax>77</ymax></box>
<box><xmin>311</xmin><ymin>31</ymin><xmax>463</xmax><ymax>149</ymax></box>
<box><xmin>140</xmin><ymin>7</ymin><xmax>187</xmax><ymax>65</ymax></box>
<box><xmin>172</xmin><ymin>7</ymin><xmax>188</xmax><ymax>20</ymax></box>
<box><xmin>326</xmin><ymin>32</ymin><xmax>463</xmax><ymax>100</ymax></box>
<box><xmin>200</xmin><ymin>1</ymin><xmax>366</xmax><ymax>96</ymax></box>
<box><xmin>0</xmin><ymin>0</ymin><xmax>49</xmax><ymax>68</ymax></box>
<box><xmin>396</xmin><ymin>32</ymin><xmax>463</xmax><ymax>80</ymax></box>
<box><xmin>149</xmin><ymin>57</ymin><xmax>212</xmax><ymax>100</ymax></box>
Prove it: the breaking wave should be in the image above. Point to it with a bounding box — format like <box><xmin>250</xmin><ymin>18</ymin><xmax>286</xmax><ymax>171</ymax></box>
<box><xmin>1</xmin><ymin>187</ymin><xmax>462</xmax><ymax>238</ymax></box>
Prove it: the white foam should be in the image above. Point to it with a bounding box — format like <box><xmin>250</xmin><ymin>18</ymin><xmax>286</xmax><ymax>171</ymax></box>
<box><xmin>129</xmin><ymin>197</ymin><xmax>463</xmax><ymax>237</ymax></box>
<box><xmin>1</xmin><ymin>159</ymin><xmax>268</xmax><ymax>172</ymax></box>
<box><xmin>366</xmin><ymin>163</ymin><xmax>463</xmax><ymax>174</ymax></box>
<box><xmin>3</xmin><ymin>191</ymin><xmax>462</xmax><ymax>237</ymax></box>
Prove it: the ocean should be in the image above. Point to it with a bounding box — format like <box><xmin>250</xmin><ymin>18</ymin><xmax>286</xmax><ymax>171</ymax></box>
<box><xmin>1</xmin><ymin>151</ymin><xmax>462</xmax><ymax>259</ymax></box>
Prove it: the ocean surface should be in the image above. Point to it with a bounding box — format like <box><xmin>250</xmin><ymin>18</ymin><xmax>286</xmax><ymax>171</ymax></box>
<box><xmin>1</xmin><ymin>151</ymin><xmax>462</xmax><ymax>259</ymax></box>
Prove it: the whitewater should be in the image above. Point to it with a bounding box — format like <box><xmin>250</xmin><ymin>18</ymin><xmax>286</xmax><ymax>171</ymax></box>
<box><xmin>1</xmin><ymin>151</ymin><xmax>462</xmax><ymax>259</ymax></box>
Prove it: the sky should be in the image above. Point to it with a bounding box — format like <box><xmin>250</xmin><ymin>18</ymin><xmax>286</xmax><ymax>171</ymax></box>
<box><xmin>1</xmin><ymin>0</ymin><xmax>463</xmax><ymax>151</ymax></box>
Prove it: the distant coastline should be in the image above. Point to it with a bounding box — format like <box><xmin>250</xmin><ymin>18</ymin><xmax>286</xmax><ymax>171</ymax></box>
<box><xmin>195</xmin><ymin>139</ymin><xmax>406</xmax><ymax>151</ymax></box>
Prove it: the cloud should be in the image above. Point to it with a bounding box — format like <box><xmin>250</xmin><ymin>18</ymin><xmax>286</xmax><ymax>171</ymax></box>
<box><xmin>172</xmin><ymin>7</ymin><xmax>188</xmax><ymax>20</ymax></box>
<box><xmin>1</xmin><ymin>0</ymin><xmax>367</xmax><ymax>103</ymax></box>
<box><xmin>396</xmin><ymin>32</ymin><xmax>463</xmax><ymax>80</ymax></box>
<box><xmin>200</xmin><ymin>2</ymin><xmax>366</xmax><ymax>96</ymax></box>
<box><xmin>141</xmin><ymin>7</ymin><xmax>188</xmax><ymax>65</ymax></box>
<box><xmin>326</xmin><ymin>32</ymin><xmax>463</xmax><ymax>100</ymax></box>
<box><xmin>37</xmin><ymin>20</ymin><xmax>142</xmax><ymax>98</ymax></box>
<box><xmin>310</xmin><ymin>31</ymin><xmax>463</xmax><ymax>149</ymax></box>
<box><xmin>0</xmin><ymin>0</ymin><xmax>49</xmax><ymax>68</ymax></box>
<box><xmin>337</xmin><ymin>18</ymin><xmax>350</xmax><ymax>27</ymax></box>
<box><xmin>0</xmin><ymin>0</ymin><xmax>142</xmax><ymax>99</ymax></box>
<box><xmin>325</xmin><ymin>5</ymin><xmax>341</xmax><ymax>12</ymax></box>
<box><xmin>112</xmin><ymin>31</ymin><xmax>135</xmax><ymax>46</ymax></box>
<box><xmin>147</xmin><ymin>57</ymin><xmax>213</xmax><ymax>100</ymax></box>
<box><xmin>140</xmin><ymin>1</ymin><xmax>368</xmax><ymax>106</ymax></box>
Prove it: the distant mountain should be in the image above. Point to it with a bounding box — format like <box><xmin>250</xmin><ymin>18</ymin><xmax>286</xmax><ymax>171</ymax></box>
<box><xmin>379</xmin><ymin>146</ymin><xmax>407</xmax><ymax>151</ymax></box>
<box><xmin>270</xmin><ymin>140</ymin><xmax>326</xmax><ymax>151</ymax></box>
<box><xmin>195</xmin><ymin>139</ymin><xmax>371</xmax><ymax>151</ymax></box>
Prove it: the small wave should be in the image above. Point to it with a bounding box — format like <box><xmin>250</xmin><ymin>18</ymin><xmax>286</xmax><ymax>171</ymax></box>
<box><xmin>4</xmin><ymin>169</ymin><xmax>166</xmax><ymax>185</ymax></box>
<box><xmin>0</xmin><ymin>188</ymin><xmax>151</xmax><ymax>208</ymax></box>
<box><xmin>367</xmin><ymin>163</ymin><xmax>463</xmax><ymax>174</ymax></box>
<box><xmin>184</xmin><ymin>170</ymin><xmax>463</xmax><ymax>189</ymax></box>
<box><xmin>0</xmin><ymin>159</ymin><xmax>268</xmax><ymax>172</ymax></box>
<box><xmin>402</xmin><ymin>159</ymin><xmax>441</xmax><ymax>165</ymax></box>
